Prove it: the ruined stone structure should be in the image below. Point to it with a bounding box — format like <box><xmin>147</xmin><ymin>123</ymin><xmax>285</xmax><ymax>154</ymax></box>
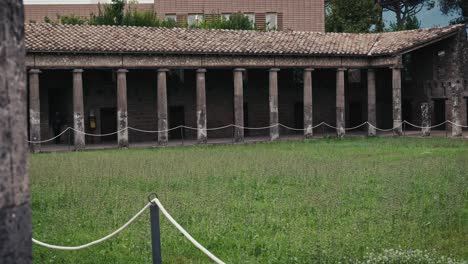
<box><xmin>1</xmin><ymin>0</ymin><xmax>32</xmax><ymax>263</ymax></box>
<box><xmin>24</xmin><ymin>23</ymin><xmax>468</xmax><ymax>150</ymax></box>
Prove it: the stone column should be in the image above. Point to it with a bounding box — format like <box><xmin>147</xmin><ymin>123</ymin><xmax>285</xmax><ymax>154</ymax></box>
<box><xmin>269</xmin><ymin>68</ymin><xmax>280</xmax><ymax>141</ymax></box>
<box><xmin>450</xmin><ymin>80</ymin><xmax>463</xmax><ymax>137</ymax></box>
<box><xmin>421</xmin><ymin>102</ymin><xmax>431</xmax><ymax>137</ymax></box>
<box><xmin>367</xmin><ymin>69</ymin><xmax>377</xmax><ymax>136</ymax></box>
<box><xmin>0</xmin><ymin>2</ymin><xmax>32</xmax><ymax>261</ymax></box>
<box><xmin>196</xmin><ymin>69</ymin><xmax>207</xmax><ymax>144</ymax></box>
<box><xmin>445</xmin><ymin>99</ymin><xmax>453</xmax><ymax>133</ymax></box>
<box><xmin>233</xmin><ymin>68</ymin><xmax>245</xmax><ymax>143</ymax></box>
<box><xmin>157</xmin><ymin>69</ymin><xmax>169</xmax><ymax>145</ymax></box>
<box><xmin>29</xmin><ymin>69</ymin><xmax>41</xmax><ymax>152</ymax></box>
<box><xmin>116</xmin><ymin>69</ymin><xmax>129</xmax><ymax>148</ymax></box>
<box><xmin>392</xmin><ymin>66</ymin><xmax>403</xmax><ymax>136</ymax></box>
<box><xmin>73</xmin><ymin>69</ymin><xmax>85</xmax><ymax>150</ymax></box>
<box><xmin>336</xmin><ymin>68</ymin><xmax>346</xmax><ymax>138</ymax></box>
<box><xmin>303</xmin><ymin>68</ymin><xmax>314</xmax><ymax>138</ymax></box>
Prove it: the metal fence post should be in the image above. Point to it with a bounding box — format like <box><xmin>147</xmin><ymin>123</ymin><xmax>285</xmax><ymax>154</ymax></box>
<box><xmin>150</xmin><ymin>201</ymin><xmax>162</xmax><ymax>264</ymax></box>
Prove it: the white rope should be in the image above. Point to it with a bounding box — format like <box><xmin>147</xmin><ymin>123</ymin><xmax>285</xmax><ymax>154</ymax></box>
<box><xmin>344</xmin><ymin>122</ymin><xmax>369</xmax><ymax>131</ymax></box>
<box><xmin>32</xmin><ymin>198</ymin><xmax>225</xmax><ymax>263</ymax></box>
<box><xmin>27</xmin><ymin>127</ymin><xmax>71</xmax><ymax>143</ymax></box>
<box><xmin>128</xmin><ymin>125</ymin><xmax>183</xmax><ymax>133</ymax></box>
<box><xmin>279</xmin><ymin>122</ymin><xmax>325</xmax><ymax>131</ymax></box>
<box><xmin>152</xmin><ymin>198</ymin><xmax>225</xmax><ymax>264</ymax></box>
<box><xmin>32</xmin><ymin>201</ymin><xmax>152</xmax><ymax>250</ymax></box>
<box><xmin>403</xmin><ymin>120</ymin><xmax>448</xmax><ymax>129</ymax></box>
<box><xmin>447</xmin><ymin>120</ymin><xmax>468</xmax><ymax>128</ymax></box>
<box><xmin>26</xmin><ymin>120</ymin><xmax>466</xmax><ymax>143</ymax></box>
<box><xmin>70</xmin><ymin>127</ymin><xmax>128</xmax><ymax>137</ymax></box>
<box><xmin>368</xmin><ymin>123</ymin><xmax>399</xmax><ymax>132</ymax></box>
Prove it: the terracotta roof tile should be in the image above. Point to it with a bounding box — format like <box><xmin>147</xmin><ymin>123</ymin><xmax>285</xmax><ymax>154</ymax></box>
<box><xmin>25</xmin><ymin>23</ymin><xmax>464</xmax><ymax>56</ymax></box>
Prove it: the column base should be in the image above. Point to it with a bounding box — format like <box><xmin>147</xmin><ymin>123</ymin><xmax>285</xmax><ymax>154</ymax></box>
<box><xmin>367</xmin><ymin>125</ymin><xmax>376</xmax><ymax>137</ymax></box>
<box><xmin>30</xmin><ymin>144</ymin><xmax>41</xmax><ymax>153</ymax></box>
<box><xmin>336</xmin><ymin>123</ymin><xmax>345</xmax><ymax>138</ymax></box>
<box><xmin>393</xmin><ymin>121</ymin><xmax>403</xmax><ymax>136</ymax></box>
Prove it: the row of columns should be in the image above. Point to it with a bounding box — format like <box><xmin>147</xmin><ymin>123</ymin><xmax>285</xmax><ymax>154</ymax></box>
<box><xmin>29</xmin><ymin>66</ymin><xmax>436</xmax><ymax>151</ymax></box>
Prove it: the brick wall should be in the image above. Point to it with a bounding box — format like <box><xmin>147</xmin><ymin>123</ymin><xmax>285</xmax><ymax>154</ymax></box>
<box><xmin>24</xmin><ymin>3</ymin><xmax>154</xmax><ymax>23</ymax></box>
<box><xmin>154</xmin><ymin>0</ymin><xmax>325</xmax><ymax>32</ymax></box>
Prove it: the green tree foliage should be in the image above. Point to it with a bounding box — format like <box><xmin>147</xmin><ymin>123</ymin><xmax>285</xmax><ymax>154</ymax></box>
<box><xmin>388</xmin><ymin>15</ymin><xmax>421</xmax><ymax>30</ymax></box>
<box><xmin>43</xmin><ymin>14</ymin><xmax>87</xmax><ymax>25</ymax></box>
<box><xmin>123</xmin><ymin>7</ymin><xmax>177</xmax><ymax>27</ymax></box>
<box><xmin>194</xmin><ymin>13</ymin><xmax>255</xmax><ymax>30</ymax></box>
<box><xmin>439</xmin><ymin>0</ymin><xmax>468</xmax><ymax>24</ymax></box>
<box><xmin>376</xmin><ymin>0</ymin><xmax>434</xmax><ymax>30</ymax></box>
<box><xmin>43</xmin><ymin>0</ymin><xmax>254</xmax><ymax>30</ymax></box>
<box><xmin>326</xmin><ymin>0</ymin><xmax>383</xmax><ymax>33</ymax></box>
<box><xmin>89</xmin><ymin>0</ymin><xmax>125</xmax><ymax>26</ymax></box>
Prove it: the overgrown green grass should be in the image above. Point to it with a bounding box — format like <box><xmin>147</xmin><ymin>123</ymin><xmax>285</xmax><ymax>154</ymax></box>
<box><xmin>31</xmin><ymin>138</ymin><xmax>468</xmax><ymax>263</ymax></box>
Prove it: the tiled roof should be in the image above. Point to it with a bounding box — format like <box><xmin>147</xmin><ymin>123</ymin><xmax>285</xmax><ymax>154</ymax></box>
<box><xmin>25</xmin><ymin>23</ymin><xmax>464</xmax><ymax>57</ymax></box>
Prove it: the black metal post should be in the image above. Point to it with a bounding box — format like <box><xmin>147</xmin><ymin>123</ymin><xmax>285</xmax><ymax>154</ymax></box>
<box><xmin>150</xmin><ymin>204</ymin><xmax>162</xmax><ymax>264</ymax></box>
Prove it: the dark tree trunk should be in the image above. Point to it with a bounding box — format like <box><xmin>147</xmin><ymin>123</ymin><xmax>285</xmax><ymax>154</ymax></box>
<box><xmin>0</xmin><ymin>0</ymin><xmax>32</xmax><ymax>264</ymax></box>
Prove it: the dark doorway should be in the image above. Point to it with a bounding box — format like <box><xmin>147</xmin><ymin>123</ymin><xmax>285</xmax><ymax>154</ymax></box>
<box><xmin>433</xmin><ymin>99</ymin><xmax>446</xmax><ymax>130</ymax></box>
<box><xmin>402</xmin><ymin>99</ymin><xmax>413</xmax><ymax>125</ymax></box>
<box><xmin>48</xmin><ymin>87</ymin><xmax>72</xmax><ymax>144</ymax></box>
<box><xmin>169</xmin><ymin>106</ymin><xmax>185</xmax><ymax>139</ymax></box>
<box><xmin>294</xmin><ymin>102</ymin><xmax>304</xmax><ymax>133</ymax></box>
<box><xmin>349</xmin><ymin>102</ymin><xmax>363</xmax><ymax>128</ymax></box>
<box><xmin>244</xmin><ymin>103</ymin><xmax>249</xmax><ymax>136</ymax></box>
<box><xmin>100</xmin><ymin>108</ymin><xmax>117</xmax><ymax>142</ymax></box>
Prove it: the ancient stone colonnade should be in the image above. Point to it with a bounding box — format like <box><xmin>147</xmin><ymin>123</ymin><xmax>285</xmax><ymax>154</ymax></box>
<box><xmin>25</xmin><ymin>24</ymin><xmax>467</xmax><ymax>151</ymax></box>
<box><xmin>27</xmin><ymin>64</ymin><xmax>410</xmax><ymax>151</ymax></box>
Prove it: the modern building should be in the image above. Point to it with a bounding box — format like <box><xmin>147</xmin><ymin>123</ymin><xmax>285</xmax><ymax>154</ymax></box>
<box><xmin>154</xmin><ymin>0</ymin><xmax>325</xmax><ymax>31</ymax></box>
<box><xmin>24</xmin><ymin>0</ymin><xmax>325</xmax><ymax>32</ymax></box>
<box><xmin>25</xmin><ymin>23</ymin><xmax>468</xmax><ymax>152</ymax></box>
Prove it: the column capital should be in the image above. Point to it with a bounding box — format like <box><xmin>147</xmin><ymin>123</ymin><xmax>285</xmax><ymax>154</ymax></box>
<box><xmin>367</xmin><ymin>68</ymin><xmax>375</xmax><ymax>73</ymax></box>
<box><xmin>157</xmin><ymin>69</ymin><xmax>170</xmax><ymax>72</ymax></box>
<box><xmin>29</xmin><ymin>69</ymin><xmax>41</xmax><ymax>74</ymax></box>
<box><xmin>197</xmin><ymin>68</ymin><xmax>207</xmax><ymax>73</ymax></box>
<box><xmin>390</xmin><ymin>65</ymin><xmax>404</xmax><ymax>69</ymax></box>
<box><xmin>304</xmin><ymin>68</ymin><xmax>315</xmax><ymax>72</ymax></box>
<box><xmin>234</xmin><ymin>68</ymin><xmax>246</xmax><ymax>72</ymax></box>
<box><xmin>337</xmin><ymin>68</ymin><xmax>347</xmax><ymax>72</ymax></box>
<box><xmin>269</xmin><ymin>68</ymin><xmax>280</xmax><ymax>72</ymax></box>
<box><xmin>73</xmin><ymin>69</ymin><xmax>84</xmax><ymax>73</ymax></box>
<box><xmin>117</xmin><ymin>69</ymin><xmax>128</xmax><ymax>73</ymax></box>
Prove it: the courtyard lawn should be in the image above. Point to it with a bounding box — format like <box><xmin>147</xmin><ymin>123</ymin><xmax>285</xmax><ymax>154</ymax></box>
<box><xmin>31</xmin><ymin>138</ymin><xmax>468</xmax><ymax>263</ymax></box>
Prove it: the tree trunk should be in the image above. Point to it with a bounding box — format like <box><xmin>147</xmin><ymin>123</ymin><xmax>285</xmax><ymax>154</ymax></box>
<box><xmin>0</xmin><ymin>0</ymin><xmax>32</xmax><ymax>263</ymax></box>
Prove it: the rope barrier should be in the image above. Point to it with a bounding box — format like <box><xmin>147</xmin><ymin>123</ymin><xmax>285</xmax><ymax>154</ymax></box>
<box><xmin>33</xmin><ymin>198</ymin><xmax>226</xmax><ymax>264</ymax></box>
<box><xmin>344</xmin><ymin>122</ymin><xmax>369</xmax><ymax>131</ymax></box>
<box><xmin>32</xmin><ymin>201</ymin><xmax>152</xmax><ymax>250</ymax></box>
<box><xmin>27</xmin><ymin>120</ymin><xmax>467</xmax><ymax>143</ymax></box>
<box><xmin>403</xmin><ymin>120</ymin><xmax>448</xmax><ymax>129</ymax></box>
<box><xmin>26</xmin><ymin>127</ymin><xmax>71</xmax><ymax>143</ymax></box>
<box><xmin>152</xmin><ymin>198</ymin><xmax>225</xmax><ymax>264</ymax></box>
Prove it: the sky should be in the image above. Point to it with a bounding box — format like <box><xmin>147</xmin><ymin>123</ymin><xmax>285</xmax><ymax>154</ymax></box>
<box><xmin>383</xmin><ymin>3</ymin><xmax>458</xmax><ymax>28</ymax></box>
<box><xmin>24</xmin><ymin>0</ymin><xmax>459</xmax><ymax>28</ymax></box>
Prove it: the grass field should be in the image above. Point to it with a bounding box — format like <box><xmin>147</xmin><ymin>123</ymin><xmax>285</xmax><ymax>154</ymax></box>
<box><xmin>31</xmin><ymin>138</ymin><xmax>468</xmax><ymax>263</ymax></box>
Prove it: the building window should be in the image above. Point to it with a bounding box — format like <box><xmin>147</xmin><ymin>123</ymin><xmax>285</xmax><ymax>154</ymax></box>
<box><xmin>245</xmin><ymin>13</ymin><xmax>255</xmax><ymax>25</ymax></box>
<box><xmin>187</xmin><ymin>14</ymin><xmax>203</xmax><ymax>26</ymax></box>
<box><xmin>165</xmin><ymin>14</ymin><xmax>177</xmax><ymax>22</ymax></box>
<box><xmin>222</xmin><ymin>13</ymin><xmax>231</xmax><ymax>21</ymax></box>
<box><xmin>266</xmin><ymin>13</ymin><xmax>277</xmax><ymax>31</ymax></box>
